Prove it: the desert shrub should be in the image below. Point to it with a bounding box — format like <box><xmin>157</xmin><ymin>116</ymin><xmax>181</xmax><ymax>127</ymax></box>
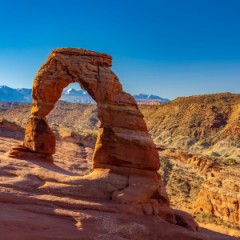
<box><xmin>195</xmin><ymin>212</ymin><xmax>240</xmax><ymax>230</ymax></box>
<box><xmin>225</xmin><ymin>158</ymin><xmax>238</xmax><ymax>166</ymax></box>
<box><xmin>159</xmin><ymin>157</ymin><xmax>173</xmax><ymax>185</ymax></box>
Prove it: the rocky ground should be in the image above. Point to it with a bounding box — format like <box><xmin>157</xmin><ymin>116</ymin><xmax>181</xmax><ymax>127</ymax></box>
<box><xmin>0</xmin><ymin>92</ymin><xmax>239</xmax><ymax>238</ymax></box>
<box><xmin>0</xmin><ymin>134</ymin><xmax>238</xmax><ymax>240</ymax></box>
<box><xmin>158</xmin><ymin>147</ymin><xmax>240</xmax><ymax>237</ymax></box>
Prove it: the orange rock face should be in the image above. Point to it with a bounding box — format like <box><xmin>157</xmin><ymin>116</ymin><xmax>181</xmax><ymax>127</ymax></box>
<box><xmin>23</xmin><ymin>117</ymin><xmax>56</xmax><ymax>154</ymax></box>
<box><xmin>22</xmin><ymin>48</ymin><xmax>159</xmax><ymax>171</ymax></box>
<box><xmin>194</xmin><ymin>166</ymin><xmax>240</xmax><ymax>226</ymax></box>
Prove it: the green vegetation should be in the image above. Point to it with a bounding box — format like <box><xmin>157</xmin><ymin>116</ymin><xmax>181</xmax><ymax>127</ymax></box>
<box><xmin>159</xmin><ymin>156</ymin><xmax>204</xmax><ymax>210</ymax></box>
<box><xmin>159</xmin><ymin>157</ymin><xmax>172</xmax><ymax>185</ymax></box>
<box><xmin>195</xmin><ymin>212</ymin><xmax>240</xmax><ymax>230</ymax></box>
<box><xmin>224</xmin><ymin>158</ymin><xmax>239</xmax><ymax>166</ymax></box>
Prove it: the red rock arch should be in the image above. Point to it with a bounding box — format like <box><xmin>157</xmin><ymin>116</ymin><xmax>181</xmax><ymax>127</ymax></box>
<box><xmin>7</xmin><ymin>49</ymin><xmax>201</xmax><ymax>229</ymax></box>
<box><xmin>22</xmin><ymin>48</ymin><xmax>160</xmax><ymax>171</ymax></box>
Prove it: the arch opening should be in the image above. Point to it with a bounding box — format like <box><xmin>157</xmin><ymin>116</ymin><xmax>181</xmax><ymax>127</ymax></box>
<box><xmin>49</xmin><ymin>82</ymin><xmax>98</xmax><ymax>174</ymax></box>
<box><xmin>60</xmin><ymin>83</ymin><xmax>95</xmax><ymax>104</ymax></box>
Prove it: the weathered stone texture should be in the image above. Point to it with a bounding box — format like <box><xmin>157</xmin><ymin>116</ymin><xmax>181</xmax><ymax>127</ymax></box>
<box><xmin>23</xmin><ymin>117</ymin><xmax>56</xmax><ymax>154</ymax></box>
<box><xmin>23</xmin><ymin>48</ymin><xmax>160</xmax><ymax>171</ymax></box>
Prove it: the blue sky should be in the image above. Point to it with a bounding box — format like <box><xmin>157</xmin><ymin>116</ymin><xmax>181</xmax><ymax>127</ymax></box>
<box><xmin>0</xmin><ymin>0</ymin><xmax>239</xmax><ymax>99</ymax></box>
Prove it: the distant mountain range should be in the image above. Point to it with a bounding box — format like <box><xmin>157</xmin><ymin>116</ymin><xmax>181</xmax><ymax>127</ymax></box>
<box><xmin>0</xmin><ymin>86</ymin><xmax>32</xmax><ymax>102</ymax></box>
<box><xmin>0</xmin><ymin>85</ymin><xmax>170</xmax><ymax>104</ymax></box>
<box><xmin>133</xmin><ymin>93</ymin><xmax>169</xmax><ymax>103</ymax></box>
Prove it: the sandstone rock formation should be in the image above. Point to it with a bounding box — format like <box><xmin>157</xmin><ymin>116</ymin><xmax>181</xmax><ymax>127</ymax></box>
<box><xmin>158</xmin><ymin>145</ymin><xmax>240</xmax><ymax>236</ymax></box>
<box><xmin>0</xmin><ymin>117</ymin><xmax>24</xmax><ymax>140</ymax></box>
<box><xmin>1</xmin><ymin>134</ymin><xmax>236</xmax><ymax>239</ymax></box>
<box><xmin>23</xmin><ymin>48</ymin><xmax>159</xmax><ymax>171</ymax></box>
<box><xmin>194</xmin><ymin>165</ymin><xmax>240</xmax><ymax>226</ymax></box>
<box><xmin>3</xmin><ymin>49</ymin><xmax>239</xmax><ymax>238</ymax></box>
<box><xmin>2</xmin><ymin>91</ymin><xmax>240</xmax><ymax>237</ymax></box>
<box><xmin>8</xmin><ymin>48</ymin><xmax>178</xmax><ymax>226</ymax></box>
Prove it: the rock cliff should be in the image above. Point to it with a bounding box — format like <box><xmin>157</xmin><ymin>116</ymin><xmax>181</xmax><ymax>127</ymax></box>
<box><xmin>194</xmin><ymin>165</ymin><xmax>240</xmax><ymax>226</ymax></box>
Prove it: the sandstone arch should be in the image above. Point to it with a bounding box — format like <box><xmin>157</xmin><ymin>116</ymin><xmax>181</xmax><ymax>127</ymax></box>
<box><xmin>6</xmin><ymin>49</ymin><xmax>200</xmax><ymax>229</ymax></box>
<box><xmin>22</xmin><ymin>48</ymin><xmax>160</xmax><ymax>171</ymax></box>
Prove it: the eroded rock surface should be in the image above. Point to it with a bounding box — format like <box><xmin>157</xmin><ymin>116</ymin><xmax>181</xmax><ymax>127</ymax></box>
<box><xmin>2</xmin><ymin>91</ymin><xmax>240</xmax><ymax>238</ymax></box>
<box><xmin>23</xmin><ymin>48</ymin><xmax>159</xmax><ymax>171</ymax></box>
<box><xmin>0</xmin><ymin>137</ymin><xmax>237</xmax><ymax>239</ymax></box>
<box><xmin>158</xmin><ymin>146</ymin><xmax>240</xmax><ymax>237</ymax></box>
<box><xmin>194</xmin><ymin>166</ymin><xmax>240</xmax><ymax>226</ymax></box>
<box><xmin>7</xmin><ymin>48</ymin><xmax>172</xmax><ymax>222</ymax></box>
<box><xmin>0</xmin><ymin>117</ymin><xmax>24</xmax><ymax>140</ymax></box>
<box><xmin>4</xmin><ymin>48</ymin><xmax>220</xmax><ymax>239</ymax></box>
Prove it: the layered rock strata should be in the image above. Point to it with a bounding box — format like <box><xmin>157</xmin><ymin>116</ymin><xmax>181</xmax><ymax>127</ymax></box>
<box><xmin>23</xmin><ymin>48</ymin><xmax>159</xmax><ymax>171</ymax></box>
<box><xmin>194</xmin><ymin>166</ymin><xmax>240</xmax><ymax>226</ymax></box>
<box><xmin>8</xmin><ymin>48</ymin><xmax>199</xmax><ymax>231</ymax></box>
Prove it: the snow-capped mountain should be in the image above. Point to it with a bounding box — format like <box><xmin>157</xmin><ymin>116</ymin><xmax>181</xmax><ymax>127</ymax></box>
<box><xmin>61</xmin><ymin>88</ymin><xmax>95</xmax><ymax>103</ymax></box>
<box><xmin>62</xmin><ymin>88</ymin><xmax>89</xmax><ymax>96</ymax></box>
<box><xmin>0</xmin><ymin>86</ymin><xmax>169</xmax><ymax>104</ymax></box>
<box><xmin>134</xmin><ymin>94</ymin><xmax>170</xmax><ymax>103</ymax></box>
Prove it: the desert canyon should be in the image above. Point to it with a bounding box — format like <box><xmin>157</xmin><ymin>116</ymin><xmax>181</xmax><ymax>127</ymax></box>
<box><xmin>0</xmin><ymin>48</ymin><xmax>239</xmax><ymax>240</ymax></box>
